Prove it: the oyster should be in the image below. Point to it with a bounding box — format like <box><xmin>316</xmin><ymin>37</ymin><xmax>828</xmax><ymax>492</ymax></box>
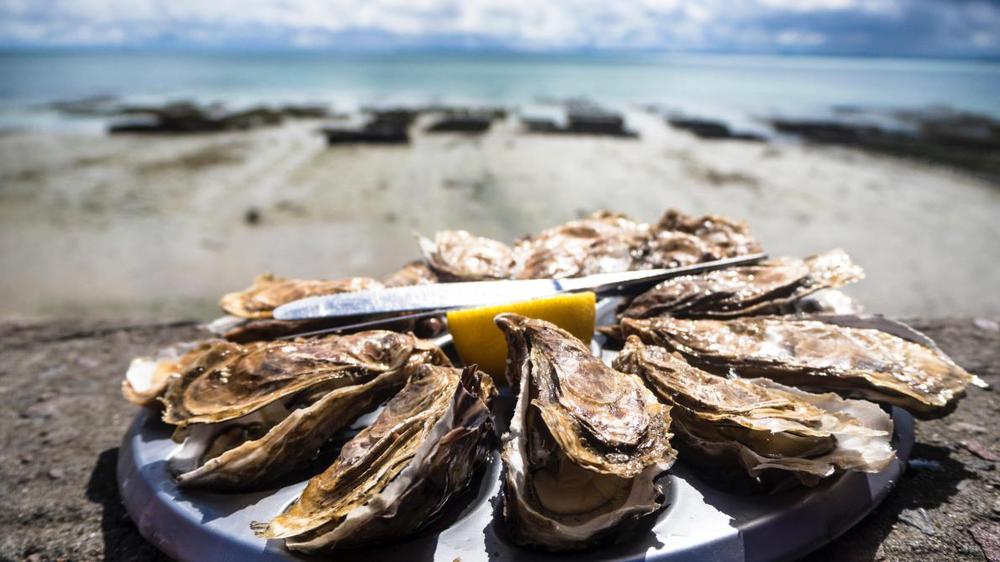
<box><xmin>622</xmin><ymin>249</ymin><xmax>863</xmax><ymax>319</ymax></box>
<box><xmin>614</xmin><ymin>337</ymin><xmax>894</xmax><ymax>485</ymax></box>
<box><xmin>254</xmin><ymin>364</ymin><xmax>496</xmax><ymax>552</ymax></box>
<box><xmin>495</xmin><ymin>314</ymin><xmax>676</xmax><ymax>551</ymax></box>
<box><xmin>509</xmin><ymin>209</ymin><xmax>761</xmax><ymax>279</ymax></box>
<box><xmin>156</xmin><ymin>331</ymin><xmax>450</xmax><ymax>489</ymax></box>
<box><xmin>219</xmin><ymin>273</ymin><xmax>382</xmax><ymax>319</ymax></box>
<box><xmin>653</xmin><ymin>209</ymin><xmax>761</xmax><ymax>261</ymax></box>
<box><xmin>419</xmin><ymin>230</ymin><xmax>515</xmax><ymax>281</ymax></box>
<box><xmin>122</xmin><ymin>342</ymin><xmax>199</xmax><ymax>407</ymax></box>
<box><xmin>621</xmin><ymin>315</ymin><xmax>977</xmax><ymax>419</ymax></box>
<box><xmin>511</xmin><ymin>211</ymin><xmax>649</xmax><ymax>279</ymax></box>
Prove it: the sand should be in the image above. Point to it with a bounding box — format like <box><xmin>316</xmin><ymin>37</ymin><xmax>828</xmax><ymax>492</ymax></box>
<box><xmin>2</xmin><ymin>112</ymin><xmax>999</xmax><ymax>320</ymax></box>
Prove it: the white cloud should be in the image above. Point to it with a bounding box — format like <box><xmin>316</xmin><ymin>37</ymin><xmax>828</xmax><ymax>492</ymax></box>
<box><xmin>0</xmin><ymin>0</ymin><xmax>995</xmax><ymax>55</ymax></box>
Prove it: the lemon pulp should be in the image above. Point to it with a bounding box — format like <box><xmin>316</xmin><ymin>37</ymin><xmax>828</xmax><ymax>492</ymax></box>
<box><xmin>446</xmin><ymin>291</ymin><xmax>596</xmax><ymax>384</ymax></box>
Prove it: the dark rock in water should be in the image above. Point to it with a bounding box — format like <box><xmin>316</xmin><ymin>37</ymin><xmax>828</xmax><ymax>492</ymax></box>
<box><xmin>667</xmin><ymin>116</ymin><xmax>765</xmax><ymax>141</ymax></box>
<box><xmin>222</xmin><ymin>107</ymin><xmax>283</xmax><ymax>130</ymax></box>
<box><xmin>109</xmin><ymin>102</ymin><xmax>284</xmax><ymax>134</ymax></box>
<box><xmin>770</xmin><ymin>109</ymin><xmax>1000</xmax><ymax>179</ymax></box>
<box><xmin>322</xmin><ymin>109</ymin><xmax>415</xmax><ymax>145</ymax></box>
<box><xmin>426</xmin><ymin>112</ymin><xmax>494</xmax><ymax>133</ymax></box>
<box><xmin>279</xmin><ymin>104</ymin><xmax>330</xmax><ymax>119</ymax></box>
<box><xmin>522</xmin><ymin>116</ymin><xmax>561</xmax><ymax>133</ymax></box>
<box><xmin>520</xmin><ymin>101</ymin><xmax>636</xmax><ymax>138</ymax></box>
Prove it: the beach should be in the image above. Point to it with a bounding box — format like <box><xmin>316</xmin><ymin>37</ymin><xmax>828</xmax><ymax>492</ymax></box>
<box><xmin>1</xmin><ymin>111</ymin><xmax>999</xmax><ymax>320</ymax></box>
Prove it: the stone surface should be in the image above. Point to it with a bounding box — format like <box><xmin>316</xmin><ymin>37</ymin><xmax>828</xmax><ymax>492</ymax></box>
<box><xmin>0</xmin><ymin>317</ymin><xmax>997</xmax><ymax>561</ymax></box>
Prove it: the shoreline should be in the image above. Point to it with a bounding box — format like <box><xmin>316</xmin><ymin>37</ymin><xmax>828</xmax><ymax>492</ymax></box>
<box><xmin>2</xmin><ymin>112</ymin><xmax>999</xmax><ymax>320</ymax></box>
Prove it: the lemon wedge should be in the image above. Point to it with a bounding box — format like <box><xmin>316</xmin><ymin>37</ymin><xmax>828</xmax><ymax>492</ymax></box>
<box><xmin>446</xmin><ymin>291</ymin><xmax>596</xmax><ymax>384</ymax></box>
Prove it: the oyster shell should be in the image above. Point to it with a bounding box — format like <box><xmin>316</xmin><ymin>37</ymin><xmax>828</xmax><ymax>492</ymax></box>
<box><xmin>613</xmin><ymin>337</ymin><xmax>894</xmax><ymax>486</ymax></box>
<box><xmin>511</xmin><ymin>211</ymin><xmax>650</xmax><ymax>279</ymax></box>
<box><xmin>495</xmin><ymin>314</ymin><xmax>676</xmax><ymax>551</ymax></box>
<box><xmin>122</xmin><ymin>342</ymin><xmax>199</xmax><ymax>407</ymax></box>
<box><xmin>621</xmin><ymin>315</ymin><xmax>977</xmax><ymax>419</ymax></box>
<box><xmin>419</xmin><ymin>230</ymin><xmax>515</xmax><ymax>281</ymax></box>
<box><xmin>155</xmin><ymin>331</ymin><xmax>449</xmax><ymax>489</ymax></box>
<box><xmin>509</xmin><ymin>209</ymin><xmax>761</xmax><ymax>279</ymax></box>
<box><xmin>622</xmin><ymin>249</ymin><xmax>863</xmax><ymax>319</ymax></box>
<box><xmin>652</xmin><ymin>208</ymin><xmax>761</xmax><ymax>261</ymax></box>
<box><xmin>219</xmin><ymin>273</ymin><xmax>382</xmax><ymax>319</ymax></box>
<box><xmin>253</xmin><ymin>364</ymin><xmax>496</xmax><ymax>552</ymax></box>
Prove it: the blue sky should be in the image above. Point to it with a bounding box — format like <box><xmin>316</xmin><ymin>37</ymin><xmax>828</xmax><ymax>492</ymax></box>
<box><xmin>1</xmin><ymin>0</ymin><xmax>998</xmax><ymax>58</ymax></box>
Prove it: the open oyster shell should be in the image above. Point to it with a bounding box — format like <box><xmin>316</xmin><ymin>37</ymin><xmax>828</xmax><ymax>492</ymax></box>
<box><xmin>644</xmin><ymin>209</ymin><xmax>761</xmax><ymax>267</ymax></box>
<box><xmin>418</xmin><ymin>230</ymin><xmax>515</xmax><ymax>281</ymax></box>
<box><xmin>219</xmin><ymin>273</ymin><xmax>382</xmax><ymax>319</ymax></box>
<box><xmin>621</xmin><ymin>315</ymin><xmax>977</xmax><ymax>419</ymax></box>
<box><xmin>509</xmin><ymin>208</ymin><xmax>762</xmax><ymax>280</ymax></box>
<box><xmin>152</xmin><ymin>331</ymin><xmax>449</xmax><ymax>489</ymax></box>
<box><xmin>495</xmin><ymin>314</ymin><xmax>677</xmax><ymax>551</ymax></box>
<box><xmin>622</xmin><ymin>249</ymin><xmax>863</xmax><ymax>319</ymax></box>
<box><xmin>253</xmin><ymin>364</ymin><xmax>496</xmax><ymax>552</ymax></box>
<box><xmin>613</xmin><ymin>337</ymin><xmax>894</xmax><ymax>486</ymax></box>
<box><xmin>511</xmin><ymin>211</ymin><xmax>649</xmax><ymax>279</ymax></box>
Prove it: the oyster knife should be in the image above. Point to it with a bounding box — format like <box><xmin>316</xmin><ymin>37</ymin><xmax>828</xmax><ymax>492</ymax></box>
<box><xmin>273</xmin><ymin>253</ymin><xmax>766</xmax><ymax>321</ymax></box>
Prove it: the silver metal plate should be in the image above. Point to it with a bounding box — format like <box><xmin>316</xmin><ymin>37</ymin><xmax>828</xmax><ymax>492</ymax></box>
<box><xmin>117</xmin><ymin>304</ymin><xmax>913</xmax><ymax>561</ymax></box>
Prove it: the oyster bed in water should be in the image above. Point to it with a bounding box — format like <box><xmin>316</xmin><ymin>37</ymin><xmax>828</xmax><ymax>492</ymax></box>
<box><xmin>119</xmin><ymin>207</ymin><xmax>982</xmax><ymax>555</ymax></box>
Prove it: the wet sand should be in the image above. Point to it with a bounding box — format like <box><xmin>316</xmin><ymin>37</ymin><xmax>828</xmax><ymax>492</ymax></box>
<box><xmin>2</xmin><ymin>113</ymin><xmax>999</xmax><ymax>320</ymax></box>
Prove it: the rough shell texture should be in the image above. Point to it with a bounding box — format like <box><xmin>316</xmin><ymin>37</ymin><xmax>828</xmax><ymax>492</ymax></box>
<box><xmin>160</xmin><ymin>331</ymin><xmax>447</xmax><ymax>426</ymax></box>
<box><xmin>154</xmin><ymin>331</ymin><xmax>449</xmax><ymax>490</ymax></box>
<box><xmin>171</xmin><ymin>365</ymin><xmax>411</xmax><ymax>490</ymax></box>
<box><xmin>219</xmin><ymin>273</ymin><xmax>382</xmax><ymax>319</ymax></box>
<box><xmin>622</xmin><ymin>249</ymin><xmax>863</xmax><ymax>319</ymax></box>
<box><xmin>509</xmin><ymin>209</ymin><xmax>762</xmax><ymax>280</ymax></box>
<box><xmin>511</xmin><ymin>211</ymin><xmax>649</xmax><ymax>279</ymax></box>
<box><xmin>621</xmin><ymin>314</ymin><xmax>977</xmax><ymax>419</ymax></box>
<box><xmin>254</xmin><ymin>365</ymin><xmax>496</xmax><ymax>553</ymax></box>
<box><xmin>495</xmin><ymin>314</ymin><xmax>676</xmax><ymax>551</ymax></box>
<box><xmin>613</xmin><ymin>337</ymin><xmax>894</xmax><ymax>486</ymax></box>
<box><xmin>419</xmin><ymin>230</ymin><xmax>515</xmax><ymax>281</ymax></box>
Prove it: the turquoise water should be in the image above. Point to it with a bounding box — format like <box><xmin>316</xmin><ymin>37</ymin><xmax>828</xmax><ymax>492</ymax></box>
<box><xmin>2</xmin><ymin>51</ymin><xmax>999</xmax><ymax>130</ymax></box>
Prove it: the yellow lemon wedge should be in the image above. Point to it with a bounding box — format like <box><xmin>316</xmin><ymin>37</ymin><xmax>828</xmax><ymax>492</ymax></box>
<box><xmin>446</xmin><ymin>291</ymin><xmax>596</xmax><ymax>384</ymax></box>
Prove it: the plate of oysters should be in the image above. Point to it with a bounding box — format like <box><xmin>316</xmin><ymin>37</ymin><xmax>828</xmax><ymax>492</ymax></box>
<box><xmin>118</xmin><ymin>209</ymin><xmax>981</xmax><ymax>561</ymax></box>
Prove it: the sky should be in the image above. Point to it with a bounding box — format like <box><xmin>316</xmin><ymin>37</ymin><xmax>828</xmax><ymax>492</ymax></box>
<box><xmin>1</xmin><ymin>0</ymin><xmax>998</xmax><ymax>58</ymax></box>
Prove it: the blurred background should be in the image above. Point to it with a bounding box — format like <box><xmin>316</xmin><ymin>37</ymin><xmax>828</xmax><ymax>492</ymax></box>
<box><xmin>1</xmin><ymin>0</ymin><xmax>998</xmax><ymax>320</ymax></box>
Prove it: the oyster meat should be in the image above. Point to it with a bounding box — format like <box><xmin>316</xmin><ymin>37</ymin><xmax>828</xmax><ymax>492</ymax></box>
<box><xmin>157</xmin><ymin>331</ymin><xmax>449</xmax><ymax>489</ymax></box>
<box><xmin>254</xmin><ymin>364</ymin><xmax>496</xmax><ymax>552</ymax></box>
<box><xmin>419</xmin><ymin>230</ymin><xmax>515</xmax><ymax>281</ymax></box>
<box><xmin>495</xmin><ymin>314</ymin><xmax>676</xmax><ymax>551</ymax></box>
<box><xmin>621</xmin><ymin>315</ymin><xmax>977</xmax><ymax>419</ymax></box>
<box><xmin>622</xmin><ymin>249</ymin><xmax>863</xmax><ymax>319</ymax></box>
<box><xmin>614</xmin><ymin>337</ymin><xmax>894</xmax><ymax>486</ymax></box>
<box><xmin>219</xmin><ymin>273</ymin><xmax>382</xmax><ymax>319</ymax></box>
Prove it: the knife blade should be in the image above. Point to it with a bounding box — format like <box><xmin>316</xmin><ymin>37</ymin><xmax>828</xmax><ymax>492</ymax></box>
<box><xmin>273</xmin><ymin>253</ymin><xmax>767</xmax><ymax>321</ymax></box>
